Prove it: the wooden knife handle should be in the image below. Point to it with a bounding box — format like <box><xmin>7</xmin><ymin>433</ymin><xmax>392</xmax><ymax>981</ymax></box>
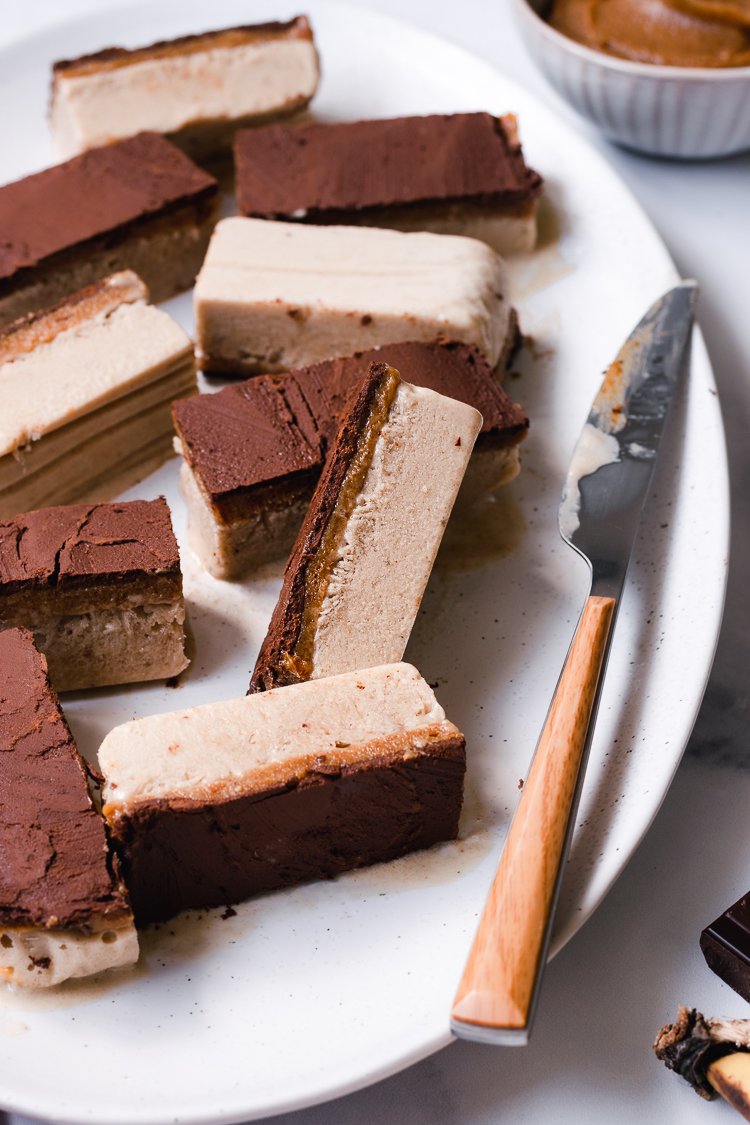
<box><xmin>451</xmin><ymin>594</ymin><xmax>615</xmax><ymax>1034</ymax></box>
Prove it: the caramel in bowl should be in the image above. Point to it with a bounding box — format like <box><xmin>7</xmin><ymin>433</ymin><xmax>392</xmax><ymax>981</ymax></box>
<box><xmin>511</xmin><ymin>0</ymin><xmax>750</xmax><ymax>156</ymax></box>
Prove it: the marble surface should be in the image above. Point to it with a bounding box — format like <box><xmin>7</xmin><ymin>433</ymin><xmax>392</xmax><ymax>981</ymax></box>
<box><xmin>3</xmin><ymin>2</ymin><xmax>750</xmax><ymax>1123</ymax></box>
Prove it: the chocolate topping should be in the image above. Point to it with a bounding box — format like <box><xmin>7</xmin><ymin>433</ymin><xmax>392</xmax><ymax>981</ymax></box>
<box><xmin>0</xmin><ymin>628</ymin><xmax>129</xmax><ymax>929</ymax></box>
<box><xmin>235</xmin><ymin>113</ymin><xmax>543</xmax><ymax>220</ymax></box>
<box><xmin>173</xmin><ymin>375</ymin><xmax>325</xmax><ymax>524</ymax></box>
<box><xmin>53</xmin><ymin>16</ymin><xmax>314</xmax><ymax>76</ymax></box>
<box><xmin>110</xmin><ymin>734</ymin><xmax>466</xmax><ymax>925</ymax></box>
<box><xmin>0</xmin><ymin>133</ymin><xmax>217</xmax><ymax>288</ymax></box>
<box><xmin>249</xmin><ymin>363</ymin><xmax>395</xmax><ymax>693</ymax></box>
<box><xmin>310</xmin><ymin>338</ymin><xmax>529</xmax><ymax>448</ymax></box>
<box><xmin>0</xmin><ymin>498</ymin><xmax>180</xmax><ymax>599</ymax></box>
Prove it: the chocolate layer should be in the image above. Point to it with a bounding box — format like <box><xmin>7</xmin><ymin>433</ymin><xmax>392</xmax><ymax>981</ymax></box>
<box><xmin>0</xmin><ymin>628</ymin><xmax>129</xmax><ymax>930</ymax></box>
<box><xmin>53</xmin><ymin>17</ymin><xmax>314</xmax><ymax>76</ymax></box>
<box><xmin>175</xmin><ymin>338</ymin><xmax>528</xmax><ymax>525</ymax></box>
<box><xmin>110</xmin><ymin>735</ymin><xmax>465</xmax><ymax>925</ymax></box>
<box><xmin>173</xmin><ymin>374</ymin><xmax>325</xmax><ymax>526</ymax></box>
<box><xmin>0</xmin><ymin>132</ymin><xmax>217</xmax><ymax>303</ymax></box>
<box><xmin>0</xmin><ymin>497</ymin><xmax>182</xmax><ymax>618</ymax></box>
<box><xmin>235</xmin><ymin>113</ymin><xmax>543</xmax><ymax>221</ymax></box>
<box><xmin>701</xmin><ymin>893</ymin><xmax>750</xmax><ymax>1004</ymax></box>
<box><xmin>308</xmin><ymin>338</ymin><xmax>529</xmax><ymax>450</ymax></box>
<box><xmin>249</xmin><ymin>363</ymin><xmax>394</xmax><ymax>692</ymax></box>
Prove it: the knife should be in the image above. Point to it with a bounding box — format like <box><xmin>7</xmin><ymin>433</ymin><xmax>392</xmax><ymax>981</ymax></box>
<box><xmin>450</xmin><ymin>280</ymin><xmax>699</xmax><ymax>1046</ymax></box>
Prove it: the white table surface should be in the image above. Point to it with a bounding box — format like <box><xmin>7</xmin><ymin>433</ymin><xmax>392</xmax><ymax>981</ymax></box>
<box><xmin>3</xmin><ymin>2</ymin><xmax>750</xmax><ymax>1123</ymax></box>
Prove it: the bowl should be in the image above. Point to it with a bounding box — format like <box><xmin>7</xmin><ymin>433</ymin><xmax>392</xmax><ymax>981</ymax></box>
<box><xmin>510</xmin><ymin>0</ymin><xmax>750</xmax><ymax>158</ymax></box>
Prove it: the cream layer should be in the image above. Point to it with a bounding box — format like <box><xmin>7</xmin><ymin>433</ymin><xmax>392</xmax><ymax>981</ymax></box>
<box><xmin>51</xmin><ymin>39</ymin><xmax>320</xmax><ymax>160</ymax></box>
<box><xmin>100</xmin><ymin>662</ymin><xmax>448</xmax><ymax>814</ymax></box>
<box><xmin>194</xmin><ymin>218</ymin><xmax>512</xmax><ymax>374</ymax></box>
<box><xmin>0</xmin><ymin>918</ymin><xmax>138</xmax><ymax>989</ymax></box>
<box><xmin>0</xmin><ymin>361</ymin><xmax>195</xmax><ymax>519</ymax></box>
<box><xmin>311</xmin><ymin>382</ymin><xmax>481</xmax><ymax>679</ymax></box>
<box><xmin>0</xmin><ymin>300</ymin><xmax>192</xmax><ymax>457</ymax></box>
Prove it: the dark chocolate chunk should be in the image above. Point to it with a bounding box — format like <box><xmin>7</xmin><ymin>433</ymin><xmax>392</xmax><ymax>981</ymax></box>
<box><xmin>110</xmin><ymin>734</ymin><xmax>466</xmax><ymax>925</ymax></box>
<box><xmin>701</xmin><ymin>891</ymin><xmax>750</xmax><ymax>1003</ymax></box>
<box><xmin>0</xmin><ymin>628</ymin><xmax>129</xmax><ymax>929</ymax></box>
<box><xmin>235</xmin><ymin>112</ymin><xmax>543</xmax><ymax>221</ymax></box>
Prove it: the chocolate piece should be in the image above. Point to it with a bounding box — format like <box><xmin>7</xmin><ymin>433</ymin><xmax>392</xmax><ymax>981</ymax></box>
<box><xmin>235</xmin><ymin>113</ymin><xmax>542</xmax><ymax>255</ymax></box>
<box><xmin>0</xmin><ymin>132</ymin><xmax>218</xmax><ymax>327</ymax></box>
<box><xmin>99</xmin><ymin>662</ymin><xmax>465</xmax><ymax>924</ymax></box>
<box><xmin>175</xmin><ymin>338</ymin><xmax>528</xmax><ymax>580</ymax></box>
<box><xmin>0</xmin><ymin>271</ymin><xmax>196</xmax><ymax>519</ymax></box>
<box><xmin>51</xmin><ymin>18</ymin><xmax>320</xmax><ymax>167</ymax></box>
<box><xmin>0</xmin><ymin>628</ymin><xmax>138</xmax><ymax>986</ymax></box>
<box><xmin>193</xmin><ymin>216</ymin><xmax>514</xmax><ymax>376</ymax></box>
<box><xmin>701</xmin><ymin>891</ymin><xmax>750</xmax><ymax>1003</ymax></box>
<box><xmin>0</xmin><ymin>498</ymin><xmax>188</xmax><ymax>692</ymax></box>
<box><xmin>249</xmin><ymin>363</ymin><xmax>481</xmax><ymax>692</ymax></box>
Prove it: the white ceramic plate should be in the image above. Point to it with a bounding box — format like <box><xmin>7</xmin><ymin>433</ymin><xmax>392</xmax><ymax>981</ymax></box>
<box><xmin>0</xmin><ymin>3</ymin><xmax>729</xmax><ymax>1123</ymax></box>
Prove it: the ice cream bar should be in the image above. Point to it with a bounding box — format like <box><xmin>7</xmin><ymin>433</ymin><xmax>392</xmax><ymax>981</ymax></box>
<box><xmin>99</xmin><ymin>662</ymin><xmax>466</xmax><ymax>924</ymax></box>
<box><xmin>249</xmin><ymin>362</ymin><xmax>481</xmax><ymax>693</ymax></box>
<box><xmin>0</xmin><ymin>628</ymin><xmax>138</xmax><ymax>987</ymax></box>
<box><xmin>193</xmin><ymin>217</ymin><xmax>514</xmax><ymax>376</ymax></box>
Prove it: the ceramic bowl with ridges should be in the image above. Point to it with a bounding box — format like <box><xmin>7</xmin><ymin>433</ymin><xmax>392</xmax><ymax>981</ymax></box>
<box><xmin>511</xmin><ymin>0</ymin><xmax>750</xmax><ymax>158</ymax></box>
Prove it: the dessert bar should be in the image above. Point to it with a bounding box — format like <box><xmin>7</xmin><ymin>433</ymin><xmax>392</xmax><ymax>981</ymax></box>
<box><xmin>51</xmin><ymin>17</ymin><xmax>320</xmax><ymax>167</ymax></box>
<box><xmin>174</xmin><ymin>338</ymin><xmax>528</xmax><ymax>580</ymax></box>
<box><xmin>0</xmin><ymin>628</ymin><xmax>138</xmax><ymax>987</ymax></box>
<box><xmin>0</xmin><ymin>132</ymin><xmax>218</xmax><ymax>327</ymax></box>
<box><xmin>236</xmin><ymin>112</ymin><xmax>543</xmax><ymax>255</ymax></box>
<box><xmin>100</xmin><ymin>662</ymin><xmax>465</xmax><ymax>924</ymax></box>
<box><xmin>0</xmin><ymin>498</ymin><xmax>188</xmax><ymax>692</ymax></box>
<box><xmin>250</xmin><ymin>362</ymin><xmax>481</xmax><ymax>692</ymax></box>
<box><xmin>0</xmin><ymin>271</ymin><xmax>196</xmax><ymax>518</ymax></box>
<box><xmin>193</xmin><ymin>217</ymin><xmax>514</xmax><ymax>376</ymax></box>
<box><xmin>174</xmin><ymin>371</ymin><xmax>325</xmax><ymax>579</ymax></box>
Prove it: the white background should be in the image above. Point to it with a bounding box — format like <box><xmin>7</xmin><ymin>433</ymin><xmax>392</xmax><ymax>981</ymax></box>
<box><xmin>3</xmin><ymin>2</ymin><xmax>750</xmax><ymax>1123</ymax></box>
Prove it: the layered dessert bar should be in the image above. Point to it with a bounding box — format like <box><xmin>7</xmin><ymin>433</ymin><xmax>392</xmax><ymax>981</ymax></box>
<box><xmin>51</xmin><ymin>18</ymin><xmax>320</xmax><ymax>167</ymax></box>
<box><xmin>99</xmin><ymin>662</ymin><xmax>465</xmax><ymax>924</ymax></box>
<box><xmin>193</xmin><ymin>217</ymin><xmax>514</xmax><ymax>376</ymax></box>
<box><xmin>0</xmin><ymin>498</ymin><xmax>188</xmax><ymax>692</ymax></box>
<box><xmin>174</xmin><ymin>372</ymin><xmax>325</xmax><ymax>579</ymax></box>
<box><xmin>0</xmin><ymin>272</ymin><xmax>196</xmax><ymax>518</ymax></box>
<box><xmin>0</xmin><ymin>628</ymin><xmax>138</xmax><ymax>987</ymax></box>
<box><xmin>236</xmin><ymin>112</ymin><xmax>543</xmax><ymax>255</ymax></box>
<box><xmin>0</xmin><ymin>132</ymin><xmax>218</xmax><ymax>327</ymax></box>
<box><xmin>174</xmin><ymin>338</ymin><xmax>528</xmax><ymax>579</ymax></box>
<box><xmin>250</xmin><ymin>362</ymin><xmax>481</xmax><ymax>692</ymax></box>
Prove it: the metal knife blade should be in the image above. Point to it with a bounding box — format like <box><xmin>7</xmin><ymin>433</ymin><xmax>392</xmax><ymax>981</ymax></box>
<box><xmin>450</xmin><ymin>281</ymin><xmax>698</xmax><ymax>1047</ymax></box>
<box><xmin>560</xmin><ymin>280</ymin><xmax>699</xmax><ymax>599</ymax></box>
